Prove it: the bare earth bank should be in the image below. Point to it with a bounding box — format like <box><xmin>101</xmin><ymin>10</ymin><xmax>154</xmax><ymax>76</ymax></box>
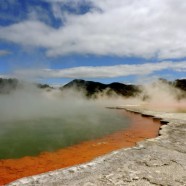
<box><xmin>7</xmin><ymin>107</ymin><xmax>186</xmax><ymax>186</ymax></box>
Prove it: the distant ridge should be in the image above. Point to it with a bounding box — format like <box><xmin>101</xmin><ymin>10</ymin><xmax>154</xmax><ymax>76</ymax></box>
<box><xmin>174</xmin><ymin>79</ymin><xmax>186</xmax><ymax>91</ymax></box>
<box><xmin>61</xmin><ymin>79</ymin><xmax>141</xmax><ymax>98</ymax></box>
<box><xmin>0</xmin><ymin>78</ymin><xmax>19</xmax><ymax>93</ymax></box>
<box><xmin>0</xmin><ymin>78</ymin><xmax>53</xmax><ymax>94</ymax></box>
<box><xmin>0</xmin><ymin>78</ymin><xmax>186</xmax><ymax>98</ymax></box>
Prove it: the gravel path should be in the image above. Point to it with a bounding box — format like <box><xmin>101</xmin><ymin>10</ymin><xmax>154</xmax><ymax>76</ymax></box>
<box><xmin>7</xmin><ymin>107</ymin><xmax>186</xmax><ymax>186</ymax></box>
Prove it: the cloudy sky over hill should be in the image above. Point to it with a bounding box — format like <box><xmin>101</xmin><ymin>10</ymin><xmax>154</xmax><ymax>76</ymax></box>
<box><xmin>0</xmin><ymin>0</ymin><xmax>186</xmax><ymax>84</ymax></box>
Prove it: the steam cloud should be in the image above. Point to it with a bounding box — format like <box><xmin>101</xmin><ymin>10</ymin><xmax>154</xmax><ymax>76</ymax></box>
<box><xmin>0</xmin><ymin>82</ymin><xmax>128</xmax><ymax>122</ymax></box>
<box><xmin>0</xmin><ymin>79</ymin><xmax>185</xmax><ymax>158</ymax></box>
<box><xmin>0</xmin><ymin>83</ymin><xmax>131</xmax><ymax>158</ymax></box>
<box><xmin>0</xmin><ymin>79</ymin><xmax>185</xmax><ymax>123</ymax></box>
<box><xmin>138</xmin><ymin>80</ymin><xmax>186</xmax><ymax>111</ymax></box>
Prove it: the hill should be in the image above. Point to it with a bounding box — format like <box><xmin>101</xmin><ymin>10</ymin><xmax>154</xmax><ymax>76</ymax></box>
<box><xmin>174</xmin><ymin>79</ymin><xmax>186</xmax><ymax>91</ymax></box>
<box><xmin>61</xmin><ymin>79</ymin><xmax>141</xmax><ymax>98</ymax></box>
<box><xmin>0</xmin><ymin>78</ymin><xmax>185</xmax><ymax>98</ymax></box>
<box><xmin>0</xmin><ymin>78</ymin><xmax>19</xmax><ymax>94</ymax></box>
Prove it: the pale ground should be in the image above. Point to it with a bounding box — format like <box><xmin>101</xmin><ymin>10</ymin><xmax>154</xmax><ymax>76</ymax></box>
<box><xmin>7</xmin><ymin>106</ymin><xmax>186</xmax><ymax>186</ymax></box>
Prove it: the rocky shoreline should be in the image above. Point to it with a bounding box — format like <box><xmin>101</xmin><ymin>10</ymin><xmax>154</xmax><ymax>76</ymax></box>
<box><xmin>7</xmin><ymin>107</ymin><xmax>186</xmax><ymax>186</ymax></box>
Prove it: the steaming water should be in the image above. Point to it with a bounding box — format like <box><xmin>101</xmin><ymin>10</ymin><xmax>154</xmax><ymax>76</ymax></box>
<box><xmin>1</xmin><ymin>80</ymin><xmax>185</xmax><ymax>160</ymax></box>
<box><xmin>0</xmin><ymin>110</ymin><xmax>130</xmax><ymax>159</ymax></box>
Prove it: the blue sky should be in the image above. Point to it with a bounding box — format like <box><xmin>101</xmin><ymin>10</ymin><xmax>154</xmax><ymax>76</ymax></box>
<box><xmin>0</xmin><ymin>0</ymin><xmax>186</xmax><ymax>85</ymax></box>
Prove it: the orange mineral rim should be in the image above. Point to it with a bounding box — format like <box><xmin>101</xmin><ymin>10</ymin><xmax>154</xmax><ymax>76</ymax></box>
<box><xmin>0</xmin><ymin>110</ymin><xmax>161</xmax><ymax>185</ymax></box>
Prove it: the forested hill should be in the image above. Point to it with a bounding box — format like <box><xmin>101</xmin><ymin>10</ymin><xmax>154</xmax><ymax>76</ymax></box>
<box><xmin>62</xmin><ymin>79</ymin><xmax>142</xmax><ymax>98</ymax></box>
<box><xmin>0</xmin><ymin>78</ymin><xmax>186</xmax><ymax>98</ymax></box>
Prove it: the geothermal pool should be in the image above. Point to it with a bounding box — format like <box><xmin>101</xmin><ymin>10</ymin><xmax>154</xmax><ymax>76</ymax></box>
<box><xmin>0</xmin><ymin>109</ymin><xmax>161</xmax><ymax>185</ymax></box>
<box><xmin>0</xmin><ymin>109</ymin><xmax>130</xmax><ymax>159</ymax></box>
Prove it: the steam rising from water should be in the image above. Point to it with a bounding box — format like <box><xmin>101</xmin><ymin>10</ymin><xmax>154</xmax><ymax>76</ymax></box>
<box><xmin>0</xmin><ymin>86</ymin><xmax>110</xmax><ymax>122</ymax></box>
<box><xmin>1</xmin><ymin>79</ymin><xmax>185</xmax><ymax>122</ymax></box>
<box><xmin>0</xmin><ymin>79</ymin><xmax>185</xmax><ymax>122</ymax></box>
<box><xmin>0</xmin><ymin>79</ymin><xmax>185</xmax><ymax>158</ymax></box>
<box><xmin>141</xmin><ymin>80</ymin><xmax>186</xmax><ymax>111</ymax></box>
<box><xmin>0</xmin><ymin>84</ymin><xmax>130</xmax><ymax>158</ymax></box>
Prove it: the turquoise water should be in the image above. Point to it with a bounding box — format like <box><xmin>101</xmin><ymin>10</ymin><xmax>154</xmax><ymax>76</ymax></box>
<box><xmin>0</xmin><ymin>110</ymin><xmax>130</xmax><ymax>159</ymax></box>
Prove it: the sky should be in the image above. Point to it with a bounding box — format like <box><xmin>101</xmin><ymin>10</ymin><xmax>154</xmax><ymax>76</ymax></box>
<box><xmin>0</xmin><ymin>0</ymin><xmax>186</xmax><ymax>85</ymax></box>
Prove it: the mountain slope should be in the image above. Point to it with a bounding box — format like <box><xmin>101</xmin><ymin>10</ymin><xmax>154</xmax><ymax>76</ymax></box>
<box><xmin>62</xmin><ymin>79</ymin><xmax>141</xmax><ymax>98</ymax></box>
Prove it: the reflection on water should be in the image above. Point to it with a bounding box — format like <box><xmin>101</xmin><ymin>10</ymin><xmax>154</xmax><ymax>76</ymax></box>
<box><xmin>0</xmin><ymin>110</ymin><xmax>130</xmax><ymax>159</ymax></box>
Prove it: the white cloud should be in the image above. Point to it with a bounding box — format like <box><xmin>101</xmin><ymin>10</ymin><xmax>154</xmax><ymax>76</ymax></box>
<box><xmin>14</xmin><ymin>61</ymin><xmax>186</xmax><ymax>79</ymax></box>
<box><xmin>1</xmin><ymin>0</ymin><xmax>186</xmax><ymax>59</ymax></box>
<box><xmin>0</xmin><ymin>50</ymin><xmax>11</xmax><ymax>56</ymax></box>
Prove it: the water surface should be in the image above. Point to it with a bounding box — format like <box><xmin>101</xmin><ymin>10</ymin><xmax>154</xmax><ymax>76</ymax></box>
<box><xmin>0</xmin><ymin>109</ymin><xmax>130</xmax><ymax>159</ymax></box>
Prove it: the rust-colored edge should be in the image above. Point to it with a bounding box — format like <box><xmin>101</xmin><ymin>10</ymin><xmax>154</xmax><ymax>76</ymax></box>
<box><xmin>0</xmin><ymin>110</ymin><xmax>161</xmax><ymax>185</ymax></box>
